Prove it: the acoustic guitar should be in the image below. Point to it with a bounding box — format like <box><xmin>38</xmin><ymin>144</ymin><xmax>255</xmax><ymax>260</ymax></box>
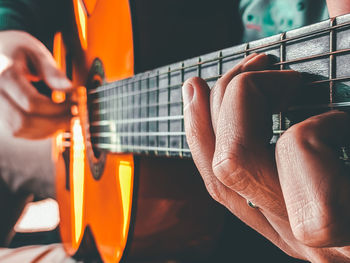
<box><xmin>53</xmin><ymin>0</ymin><xmax>350</xmax><ymax>262</ymax></box>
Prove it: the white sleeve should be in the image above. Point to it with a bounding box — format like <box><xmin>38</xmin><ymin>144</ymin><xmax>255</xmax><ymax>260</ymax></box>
<box><xmin>0</xmin><ymin>124</ymin><xmax>55</xmax><ymax>199</ymax></box>
<box><xmin>0</xmin><ymin>244</ymin><xmax>78</xmax><ymax>263</ymax></box>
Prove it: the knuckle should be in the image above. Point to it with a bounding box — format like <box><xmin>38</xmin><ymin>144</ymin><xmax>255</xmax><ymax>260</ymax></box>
<box><xmin>281</xmin><ymin>118</ymin><xmax>321</xmax><ymax>151</ymax></box>
<box><xmin>212</xmin><ymin>152</ymin><xmax>235</xmax><ymax>180</ymax></box>
<box><xmin>233</xmin><ymin>71</ymin><xmax>256</xmax><ymax>86</ymax></box>
<box><xmin>212</xmin><ymin>151</ymin><xmax>250</xmax><ymax>192</ymax></box>
<box><xmin>291</xmin><ymin>211</ymin><xmax>340</xmax><ymax>247</ymax></box>
<box><xmin>288</xmin><ymin>197</ymin><xmax>346</xmax><ymax>247</ymax></box>
<box><xmin>229</xmin><ymin>72</ymin><xmax>258</xmax><ymax>98</ymax></box>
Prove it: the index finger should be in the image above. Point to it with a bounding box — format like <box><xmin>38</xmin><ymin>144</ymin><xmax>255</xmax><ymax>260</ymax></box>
<box><xmin>210</xmin><ymin>53</ymin><xmax>271</xmax><ymax>133</ymax></box>
<box><xmin>3</xmin><ymin>73</ymin><xmax>71</xmax><ymax>117</ymax></box>
<box><xmin>182</xmin><ymin>76</ymin><xmax>295</xmax><ymax>253</ymax></box>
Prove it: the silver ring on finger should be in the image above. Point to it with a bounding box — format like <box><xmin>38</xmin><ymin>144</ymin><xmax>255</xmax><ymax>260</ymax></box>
<box><xmin>247</xmin><ymin>200</ymin><xmax>259</xmax><ymax>209</ymax></box>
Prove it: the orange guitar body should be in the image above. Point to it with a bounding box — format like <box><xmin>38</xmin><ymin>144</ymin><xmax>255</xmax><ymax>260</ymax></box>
<box><xmin>53</xmin><ymin>0</ymin><xmax>241</xmax><ymax>262</ymax></box>
<box><xmin>54</xmin><ymin>0</ymin><xmax>135</xmax><ymax>262</ymax></box>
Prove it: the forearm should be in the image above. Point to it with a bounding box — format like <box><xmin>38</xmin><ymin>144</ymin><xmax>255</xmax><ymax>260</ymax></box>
<box><xmin>326</xmin><ymin>0</ymin><xmax>350</xmax><ymax>17</ymax></box>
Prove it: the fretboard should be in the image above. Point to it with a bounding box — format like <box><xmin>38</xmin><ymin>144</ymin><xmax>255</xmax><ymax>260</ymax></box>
<box><xmin>88</xmin><ymin>14</ymin><xmax>350</xmax><ymax>158</ymax></box>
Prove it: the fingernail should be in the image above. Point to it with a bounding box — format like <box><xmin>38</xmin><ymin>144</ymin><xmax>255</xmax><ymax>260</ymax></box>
<box><xmin>52</xmin><ymin>77</ymin><xmax>72</xmax><ymax>90</ymax></box>
<box><xmin>182</xmin><ymin>82</ymin><xmax>194</xmax><ymax>108</ymax></box>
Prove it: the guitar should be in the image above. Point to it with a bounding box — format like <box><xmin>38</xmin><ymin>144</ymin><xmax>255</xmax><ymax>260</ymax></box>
<box><xmin>53</xmin><ymin>0</ymin><xmax>350</xmax><ymax>262</ymax></box>
<box><xmin>54</xmin><ymin>0</ymin><xmax>242</xmax><ymax>262</ymax></box>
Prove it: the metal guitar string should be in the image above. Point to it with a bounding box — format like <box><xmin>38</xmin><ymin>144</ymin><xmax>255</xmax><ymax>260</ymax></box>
<box><xmin>85</xmin><ymin>17</ymin><xmax>350</xmax><ymax>156</ymax></box>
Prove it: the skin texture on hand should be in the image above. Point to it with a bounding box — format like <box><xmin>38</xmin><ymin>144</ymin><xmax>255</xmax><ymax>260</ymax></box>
<box><xmin>326</xmin><ymin>0</ymin><xmax>350</xmax><ymax>17</ymax></box>
<box><xmin>0</xmin><ymin>30</ymin><xmax>73</xmax><ymax>139</ymax></box>
<box><xmin>183</xmin><ymin>53</ymin><xmax>350</xmax><ymax>262</ymax></box>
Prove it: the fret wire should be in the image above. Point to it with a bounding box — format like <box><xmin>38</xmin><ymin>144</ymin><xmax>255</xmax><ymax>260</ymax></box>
<box><xmin>90</xmin><ymin>47</ymin><xmax>350</xmax><ymax>105</ymax></box>
<box><xmin>147</xmin><ymin>73</ymin><xmax>150</xmax><ymax>151</ymax></box>
<box><xmin>279</xmin><ymin>32</ymin><xmax>286</xmax><ymax>133</ymax></box>
<box><xmin>156</xmin><ymin>70</ymin><xmax>160</xmax><ymax>154</ymax></box>
<box><xmin>180</xmin><ymin>61</ymin><xmax>185</xmax><ymax>158</ymax></box>
<box><xmin>88</xmin><ymin>19</ymin><xmax>350</xmax><ymax>96</ymax></box>
<box><xmin>218</xmin><ymin>51</ymin><xmax>223</xmax><ymax>76</ymax></box>
<box><xmin>137</xmin><ymin>76</ymin><xmax>142</xmax><ymax>148</ymax></box>
<box><xmin>167</xmin><ymin>67</ymin><xmax>171</xmax><ymax>156</ymax></box>
<box><xmin>94</xmin><ymin>143</ymin><xmax>191</xmax><ymax>153</ymax></box>
<box><xmin>245</xmin><ymin>43</ymin><xmax>249</xmax><ymax>57</ymax></box>
<box><xmin>131</xmin><ymin>78</ymin><xmax>135</xmax><ymax>148</ymax></box>
<box><xmin>197</xmin><ymin>57</ymin><xmax>202</xmax><ymax>77</ymax></box>
<box><xmin>329</xmin><ymin>18</ymin><xmax>336</xmax><ymax>107</ymax></box>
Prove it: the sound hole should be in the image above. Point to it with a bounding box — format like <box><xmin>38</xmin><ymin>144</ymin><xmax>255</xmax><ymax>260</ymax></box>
<box><xmin>85</xmin><ymin>58</ymin><xmax>107</xmax><ymax>180</ymax></box>
<box><xmin>88</xmin><ymin>75</ymin><xmax>103</xmax><ymax>159</ymax></box>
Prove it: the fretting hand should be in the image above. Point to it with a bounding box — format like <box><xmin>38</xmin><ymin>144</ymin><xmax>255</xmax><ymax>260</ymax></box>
<box><xmin>183</xmin><ymin>53</ymin><xmax>350</xmax><ymax>262</ymax></box>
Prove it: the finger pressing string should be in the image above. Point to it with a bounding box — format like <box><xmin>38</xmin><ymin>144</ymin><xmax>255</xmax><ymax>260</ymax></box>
<box><xmin>182</xmin><ymin>76</ymin><xmax>287</xmax><ymax>250</ymax></box>
<box><xmin>212</xmin><ymin>70</ymin><xmax>302</xmax><ymax>217</ymax></box>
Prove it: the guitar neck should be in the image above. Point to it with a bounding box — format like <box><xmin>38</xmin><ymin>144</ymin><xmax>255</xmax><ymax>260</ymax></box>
<box><xmin>89</xmin><ymin>14</ymin><xmax>350</xmax><ymax>158</ymax></box>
